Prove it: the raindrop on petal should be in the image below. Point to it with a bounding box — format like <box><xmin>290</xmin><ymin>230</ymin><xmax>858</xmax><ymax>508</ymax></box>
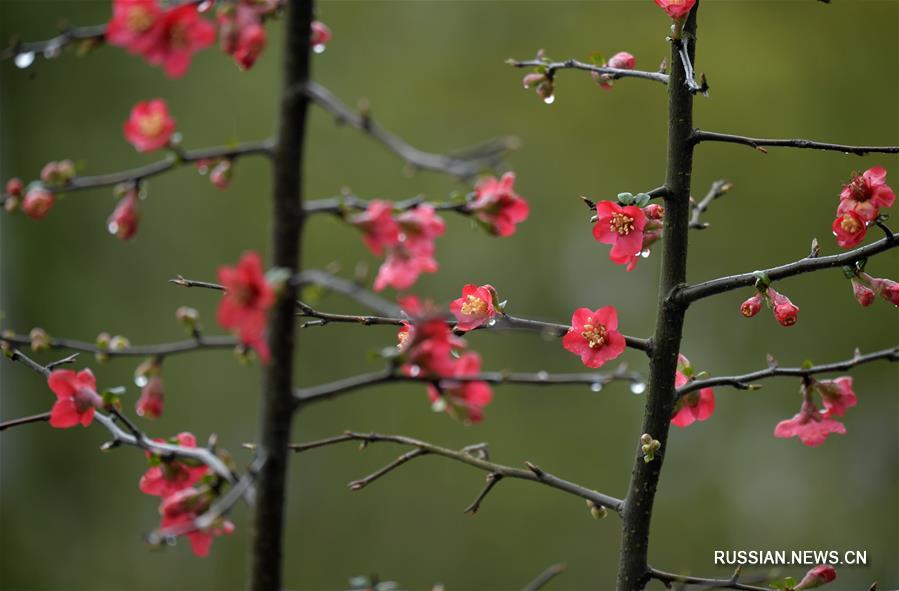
<box><xmin>543</xmin><ymin>94</ymin><xmax>555</xmax><ymax>105</ymax></box>
<box><xmin>313</xmin><ymin>44</ymin><xmax>327</xmax><ymax>54</ymax></box>
<box><xmin>197</xmin><ymin>0</ymin><xmax>214</xmax><ymax>13</ymax></box>
<box><xmin>640</xmin><ymin>249</ymin><xmax>651</xmax><ymax>258</ymax></box>
<box><xmin>408</xmin><ymin>365</ymin><xmax>421</xmax><ymax>377</ymax></box>
<box><xmin>630</xmin><ymin>381</ymin><xmax>646</xmax><ymax>395</ymax></box>
<box><xmin>135</xmin><ymin>375</ymin><xmax>149</xmax><ymax>388</ymax></box>
<box><xmin>107</xmin><ymin>221</ymin><xmax>120</xmax><ymax>235</ymax></box>
<box><xmin>14</xmin><ymin>51</ymin><xmax>35</xmax><ymax>69</ymax></box>
<box><xmin>486</xmin><ymin>319</ymin><xmax>497</xmax><ymax>327</ymax></box>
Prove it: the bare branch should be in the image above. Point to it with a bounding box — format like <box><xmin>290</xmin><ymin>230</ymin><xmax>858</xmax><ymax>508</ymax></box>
<box><xmin>694</xmin><ymin>130</ymin><xmax>899</xmax><ymax>156</ymax></box>
<box><xmin>282</xmin><ymin>431</ymin><xmax>625</xmax><ymax>512</ymax></box>
<box><xmin>678</xmin><ymin>231</ymin><xmax>899</xmax><ymax>304</ymax></box>
<box><xmin>463</xmin><ymin>472</ymin><xmax>503</xmax><ymax>515</ymax></box>
<box><xmin>689</xmin><ymin>180</ymin><xmax>733</xmax><ymax>230</ymax></box>
<box><xmin>305</xmin><ymin>81</ymin><xmax>517</xmax><ymax>179</ymax></box>
<box><xmin>508</xmin><ymin>58</ymin><xmax>669</xmax><ymax>86</ymax></box>
<box><xmin>648</xmin><ymin>566</ymin><xmax>770</xmax><ymax>591</ymax></box>
<box><xmin>1</xmin><ymin>333</ymin><xmax>237</xmax><ymax>360</ymax></box>
<box><xmin>678</xmin><ymin>346</ymin><xmax>899</xmax><ymax>398</ymax></box>
<box><xmin>0</xmin><ymin>412</ymin><xmax>51</xmax><ymax>432</ymax></box>
<box><xmin>521</xmin><ymin>563</ymin><xmax>567</xmax><ymax>591</ymax></box>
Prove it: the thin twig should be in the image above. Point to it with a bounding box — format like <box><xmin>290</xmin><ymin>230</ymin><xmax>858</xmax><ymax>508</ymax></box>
<box><xmin>689</xmin><ymin>180</ymin><xmax>733</xmax><ymax>230</ymax></box>
<box><xmin>648</xmin><ymin>566</ymin><xmax>770</xmax><ymax>591</ymax></box>
<box><xmin>693</xmin><ymin>130</ymin><xmax>899</xmax><ymax>156</ymax></box>
<box><xmin>463</xmin><ymin>473</ymin><xmax>503</xmax><ymax>515</ymax></box>
<box><xmin>1</xmin><ymin>333</ymin><xmax>237</xmax><ymax>360</ymax></box>
<box><xmin>521</xmin><ymin>563</ymin><xmax>567</xmax><ymax>591</ymax></box>
<box><xmin>508</xmin><ymin>58</ymin><xmax>669</xmax><ymax>86</ymax></box>
<box><xmin>0</xmin><ymin>412</ymin><xmax>51</xmax><ymax>432</ymax></box>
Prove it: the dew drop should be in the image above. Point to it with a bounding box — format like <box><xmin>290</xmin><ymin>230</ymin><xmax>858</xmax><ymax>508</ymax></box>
<box><xmin>313</xmin><ymin>44</ymin><xmax>327</xmax><ymax>54</ymax></box>
<box><xmin>14</xmin><ymin>51</ymin><xmax>35</xmax><ymax>69</ymax></box>
<box><xmin>135</xmin><ymin>375</ymin><xmax>149</xmax><ymax>388</ymax></box>
<box><xmin>431</xmin><ymin>398</ymin><xmax>447</xmax><ymax>412</ymax></box>
<box><xmin>408</xmin><ymin>365</ymin><xmax>421</xmax><ymax>377</ymax></box>
<box><xmin>536</xmin><ymin>370</ymin><xmax>549</xmax><ymax>381</ymax></box>
<box><xmin>630</xmin><ymin>381</ymin><xmax>646</xmax><ymax>395</ymax></box>
<box><xmin>486</xmin><ymin>318</ymin><xmax>497</xmax><ymax>327</ymax></box>
<box><xmin>197</xmin><ymin>0</ymin><xmax>214</xmax><ymax>13</ymax></box>
<box><xmin>197</xmin><ymin>164</ymin><xmax>209</xmax><ymax>175</ymax></box>
<box><xmin>543</xmin><ymin>94</ymin><xmax>555</xmax><ymax>105</ymax></box>
<box><xmin>107</xmin><ymin>221</ymin><xmax>120</xmax><ymax>235</ymax></box>
<box><xmin>640</xmin><ymin>249</ymin><xmax>651</xmax><ymax>258</ymax></box>
<box><xmin>590</xmin><ymin>382</ymin><xmax>603</xmax><ymax>393</ymax></box>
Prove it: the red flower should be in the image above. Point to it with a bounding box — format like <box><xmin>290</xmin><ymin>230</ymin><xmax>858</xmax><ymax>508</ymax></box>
<box><xmin>310</xmin><ymin>20</ymin><xmax>332</xmax><ymax>51</ymax></box>
<box><xmin>108</xmin><ymin>192</ymin><xmax>140</xmax><ymax>240</ymax></box>
<box><xmin>139</xmin><ymin>432</ymin><xmax>209</xmax><ymax>497</ymax></box>
<box><xmin>592</xmin><ymin>201</ymin><xmax>648</xmax><ymax>262</ymax></box>
<box><xmin>767</xmin><ymin>288</ymin><xmax>799</xmax><ymax>327</ymax></box>
<box><xmin>469</xmin><ymin>172</ymin><xmax>530</xmax><ymax>237</ymax></box>
<box><xmin>562</xmin><ymin>306</ymin><xmax>626</xmax><ymax>368</ymax></box>
<box><xmin>233</xmin><ymin>22</ymin><xmax>266</xmax><ymax>70</ymax></box>
<box><xmin>136</xmin><ymin>375</ymin><xmax>165</xmax><ymax>418</ymax></box>
<box><xmin>47</xmin><ymin>369</ymin><xmax>102</xmax><ymax>428</ymax></box>
<box><xmin>427</xmin><ymin>352</ymin><xmax>493</xmax><ymax>423</ymax></box>
<box><xmin>374</xmin><ymin>247</ymin><xmax>438</xmax><ymax>292</ymax></box>
<box><xmin>740</xmin><ymin>292</ymin><xmax>763</xmax><ymax>317</ymax></box>
<box><xmin>450</xmin><ymin>284</ymin><xmax>497</xmax><ymax>332</ymax></box>
<box><xmin>795</xmin><ymin>565</ymin><xmax>837</xmax><ymax>590</ymax></box>
<box><xmin>815</xmin><ymin>377</ymin><xmax>856</xmax><ymax>418</ymax></box>
<box><xmin>372</xmin><ymin>206</ymin><xmax>444</xmax><ymax>292</ymax></box>
<box><xmin>654</xmin><ymin>0</ymin><xmax>696</xmax><ymax>19</ymax></box>
<box><xmin>864</xmin><ymin>274</ymin><xmax>899</xmax><ymax>306</ymax></box>
<box><xmin>351</xmin><ymin>200</ymin><xmax>400</xmax><ymax>256</ymax></box>
<box><xmin>831</xmin><ymin>210</ymin><xmax>867</xmax><ymax>249</ymax></box>
<box><xmin>671</xmin><ymin>355</ymin><xmax>715</xmax><ymax>428</ymax></box>
<box><xmin>217</xmin><ymin>251</ymin><xmax>274</xmax><ymax>363</ymax></box>
<box><xmin>145</xmin><ymin>3</ymin><xmax>215</xmax><ymax>78</ymax></box>
<box><xmin>5</xmin><ymin>178</ymin><xmax>23</xmax><ymax>198</ymax></box>
<box><xmin>396</xmin><ymin>205</ymin><xmax>446</xmax><ymax>249</ymax></box>
<box><xmin>838</xmin><ymin>167</ymin><xmax>895</xmax><ymax>222</ymax></box>
<box><xmin>22</xmin><ymin>186</ymin><xmax>55</xmax><ymax>219</ymax></box>
<box><xmin>106</xmin><ymin>0</ymin><xmax>163</xmax><ymax>55</ymax></box>
<box><xmin>123</xmin><ymin>99</ymin><xmax>175</xmax><ymax>152</ymax></box>
<box><xmin>159</xmin><ymin>487</ymin><xmax>234</xmax><ymax>557</ymax></box>
<box><xmin>593</xmin><ymin>51</ymin><xmax>636</xmax><ymax>90</ymax></box>
<box><xmin>850</xmin><ymin>278</ymin><xmax>875</xmax><ymax>307</ymax></box>
<box><xmin>774</xmin><ymin>398</ymin><xmax>845</xmax><ymax>447</ymax></box>
<box><xmin>402</xmin><ymin>318</ymin><xmax>465</xmax><ymax>377</ymax></box>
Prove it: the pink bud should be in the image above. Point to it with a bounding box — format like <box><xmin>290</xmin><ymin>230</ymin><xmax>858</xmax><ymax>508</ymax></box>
<box><xmin>107</xmin><ymin>193</ymin><xmax>140</xmax><ymax>240</ymax></box>
<box><xmin>643</xmin><ymin>203</ymin><xmax>665</xmax><ymax>220</ymax></box>
<box><xmin>234</xmin><ymin>23</ymin><xmax>266</xmax><ymax>70</ymax></box>
<box><xmin>768</xmin><ymin>288</ymin><xmax>799</xmax><ymax>327</ymax></box>
<box><xmin>866</xmin><ymin>276</ymin><xmax>899</xmax><ymax>306</ymax></box>
<box><xmin>607</xmin><ymin>51</ymin><xmax>636</xmax><ymax>70</ymax></box>
<box><xmin>310</xmin><ymin>20</ymin><xmax>331</xmax><ymax>48</ymax></box>
<box><xmin>795</xmin><ymin>564</ymin><xmax>837</xmax><ymax>590</ymax></box>
<box><xmin>740</xmin><ymin>293</ymin><xmax>763</xmax><ymax>318</ymax></box>
<box><xmin>522</xmin><ymin>72</ymin><xmax>546</xmax><ymax>88</ymax></box>
<box><xmin>210</xmin><ymin>160</ymin><xmax>233</xmax><ymax>190</ymax></box>
<box><xmin>136</xmin><ymin>376</ymin><xmax>165</xmax><ymax>419</ymax></box>
<box><xmin>22</xmin><ymin>187</ymin><xmax>55</xmax><ymax>219</ymax></box>
<box><xmin>5</xmin><ymin>178</ymin><xmax>23</xmax><ymax>197</ymax></box>
<box><xmin>850</xmin><ymin>278</ymin><xmax>875</xmax><ymax>307</ymax></box>
<box><xmin>40</xmin><ymin>162</ymin><xmax>61</xmax><ymax>185</ymax></box>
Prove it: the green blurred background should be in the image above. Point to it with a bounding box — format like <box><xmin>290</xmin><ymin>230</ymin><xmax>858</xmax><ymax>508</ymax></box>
<box><xmin>1</xmin><ymin>1</ymin><xmax>897</xmax><ymax>589</ymax></box>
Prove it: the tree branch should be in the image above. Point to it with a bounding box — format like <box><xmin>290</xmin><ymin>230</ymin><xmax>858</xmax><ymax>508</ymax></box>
<box><xmin>508</xmin><ymin>58</ymin><xmax>670</xmax><ymax>86</ymax></box>
<box><xmin>304</xmin><ymin>81</ymin><xmax>517</xmax><ymax>179</ymax></box>
<box><xmin>689</xmin><ymin>179</ymin><xmax>733</xmax><ymax>230</ymax></box>
<box><xmin>678</xmin><ymin>231</ymin><xmax>899</xmax><ymax>304</ymax></box>
<box><xmin>648</xmin><ymin>566</ymin><xmax>770</xmax><ymax>591</ymax></box>
<box><xmin>678</xmin><ymin>346</ymin><xmax>899</xmax><ymax>398</ymax></box>
<box><xmin>1</xmin><ymin>333</ymin><xmax>237</xmax><ymax>360</ymax></box>
<box><xmin>278</xmin><ymin>431</ymin><xmax>625</xmax><ymax>512</ymax></box>
<box><xmin>693</xmin><ymin>130</ymin><xmax>899</xmax><ymax>156</ymax></box>
<box><xmin>0</xmin><ymin>411</ymin><xmax>51</xmax><ymax>432</ymax></box>
<box><xmin>521</xmin><ymin>563</ymin><xmax>567</xmax><ymax>591</ymax></box>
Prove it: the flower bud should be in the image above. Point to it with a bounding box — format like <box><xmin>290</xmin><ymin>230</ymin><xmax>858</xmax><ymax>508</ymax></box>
<box><xmin>310</xmin><ymin>20</ymin><xmax>331</xmax><ymax>49</ymax></box>
<box><xmin>107</xmin><ymin>193</ymin><xmax>140</xmax><ymax>240</ymax></box>
<box><xmin>640</xmin><ymin>433</ymin><xmax>653</xmax><ymax>445</ymax></box>
<box><xmin>607</xmin><ymin>51</ymin><xmax>636</xmax><ymax>70</ymax></box>
<box><xmin>767</xmin><ymin>288</ymin><xmax>799</xmax><ymax>327</ymax></box>
<box><xmin>176</xmin><ymin>306</ymin><xmax>200</xmax><ymax>328</ymax></box>
<box><xmin>864</xmin><ymin>275</ymin><xmax>899</xmax><ymax>306</ymax></box>
<box><xmin>4</xmin><ymin>195</ymin><xmax>20</xmax><ymax>213</ymax></box>
<box><xmin>109</xmin><ymin>335</ymin><xmax>130</xmax><ymax>351</ymax></box>
<box><xmin>795</xmin><ymin>564</ymin><xmax>837</xmax><ymax>590</ymax></box>
<box><xmin>136</xmin><ymin>375</ymin><xmax>165</xmax><ymax>419</ymax></box>
<box><xmin>850</xmin><ymin>278</ymin><xmax>875</xmax><ymax>307</ymax></box>
<box><xmin>740</xmin><ymin>292</ymin><xmax>763</xmax><ymax>318</ymax></box>
<box><xmin>5</xmin><ymin>178</ymin><xmax>23</xmax><ymax>198</ymax></box>
<box><xmin>522</xmin><ymin>72</ymin><xmax>546</xmax><ymax>88</ymax></box>
<box><xmin>22</xmin><ymin>186</ymin><xmax>55</xmax><ymax>219</ymax></box>
<box><xmin>643</xmin><ymin>203</ymin><xmax>665</xmax><ymax>220</ymax></box>
<box><xmin>209</xmin><ymin>159</ymin><xmax>233</xmax><ymax>190</ymax></box>
<box><xmin>586</xmin><ymin>500</ymin><xmax>608</xmax><ymax>520</ymax></box>
<box><xmin>29</xmin><ymin>327</ymin><xmax>50</xmax><ymax>352</ymax></box>
<box><xmin>40</xmin><ymin>161</ymin><xmax>60</xmax><ymax>185</ymax></box>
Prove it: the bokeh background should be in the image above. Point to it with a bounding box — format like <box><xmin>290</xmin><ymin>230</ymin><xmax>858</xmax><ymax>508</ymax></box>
<box><xmin>1</xmin><ymin>1</ymin><xmax>897</xmax><ymax>590</ymax></box>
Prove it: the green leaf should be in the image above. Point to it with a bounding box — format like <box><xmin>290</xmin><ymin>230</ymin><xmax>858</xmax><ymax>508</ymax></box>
<box><xmin>634</xmin><ymin>193</ymin><xmax>651</xmax><ymax>208</ymax></box>
<box><xmin>617</xmin><ymin>192</ymin><xmax>635</xmax><ymax>205</ymax></box>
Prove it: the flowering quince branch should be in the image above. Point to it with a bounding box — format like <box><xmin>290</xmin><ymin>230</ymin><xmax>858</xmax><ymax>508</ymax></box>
<box><xmin>1</xmin><ymin>332</ymin><xmax>237</xmax><ymax>360</ymax></box>
<box><xmin>303</xmin><ymin>81</ymin><xmax>519</xmax><ymax>179</ymax></box>
<box><xmin>677</xmin><ymin>229</ymin><xmax>899</xmax><ymax>304</ymax></box>
<box><xmin>521</xmin><ymin>563</ymin><xmax>567</xmax><ymax>591</ymax></box>
<box><xmin>0</xmin><ymin>23</ymin><xmax>107</xmax><ymax>63</ymax></box>
<box><xmin>266</xmin><ymin>431</ymin><xmax>625</xmax><ymax>513</ymax></box>
<box><xmin>507</xmin><ymin>58</ymin><xmax>670</xmax><ymax>87</ymax></box>
<box><xmin>647</xmin><ymin>566</ymin><xmax>770</xmax><ymax>591</ymax></box>
<box><xmin>294</xmin><ymin>269</ymin><xmax>404</xmax><ymax>317</ymax></box>
<box><xmin>677</xmin><ymin>346</ymin><xmax>899</xmax><ymax>398</ymax></box>
<box><xmin>692</xmin><ymin>130</ymin><xmax>899</xmax><ymax>156</ymax></box>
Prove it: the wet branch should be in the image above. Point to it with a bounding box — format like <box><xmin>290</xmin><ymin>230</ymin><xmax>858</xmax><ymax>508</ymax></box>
<box><xmin>694</xmin><ymin>130</ymin><xmax>899</xmax><ymax>156</ymax></box>
<box><xmin>508</xmin><ymin>58</ymin><xmax>669</xmax><ymax>86</ymax></box>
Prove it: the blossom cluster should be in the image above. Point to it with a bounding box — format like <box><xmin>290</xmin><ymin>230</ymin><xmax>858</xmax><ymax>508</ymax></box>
<box><xmin>591</xmin><ymin>195</ymin><xmax>664</xmax><ymax>271</ymax></box>
<box><xmin>740</xmin><ymin>286</ymin><xmax>800</xmax><ymax>327</ymax></box>
<box><xmin>831</xmin><ymin>167</ymin><xmax>894</xmax><ymax>249</ymax></box>
<box><xmin>775</xmin><ymin>377</ymin><xmax>857</xmax><ymax>447</ymax></box>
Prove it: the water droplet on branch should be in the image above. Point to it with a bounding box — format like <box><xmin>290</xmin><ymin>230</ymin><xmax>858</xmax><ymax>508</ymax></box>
<box><xmin>590</xmin><ymin>382</ymin><xmax>603</xmax><ymax>393</ymax></box>
<box><xmin>630</xmin><ymin>381</ymin><xmax>646</xmax><ymax>395</ymax></box>
<box><xmin>14</xmin><ymin>51</ymin><xmax>36</xmax><ymax>69</ymax></box>
<box><xmin>313</xmin><ymin>44</ymin><xmax>327</xmax><ymax>54</ymax></box>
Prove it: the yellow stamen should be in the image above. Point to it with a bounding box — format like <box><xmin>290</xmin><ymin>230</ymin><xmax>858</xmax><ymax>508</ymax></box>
<box><xmin>580</xmin><ymin>320</ymin><xmax>607</xmax><ymax>349</ymax></box>
<box><xmin>460</xmin><ymin>295</ymin><xmax>487</xmax><ymax>316</ymax></box>
<box><xmin>609</xmin><ymin>212</ymin><xmax>635</xmax><ymax>236</ymax></box>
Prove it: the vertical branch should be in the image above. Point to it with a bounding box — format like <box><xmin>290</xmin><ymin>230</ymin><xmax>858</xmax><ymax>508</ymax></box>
<box><xmin>616</xmin><ymin>6</ymin><xmax>699</xmax><ymax>591</ymax></box>
<box><xmin>249</xmin><ymin>2</ymin><xmax>313</xmax><ymax>590</ymax></box>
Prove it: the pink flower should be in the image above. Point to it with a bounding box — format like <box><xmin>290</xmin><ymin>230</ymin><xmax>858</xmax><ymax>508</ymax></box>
<box><xmin>217</xmin><ymin>251</ymin><xmax>274</xmax><ymax>363</ymax></box>
<box><xmin>831</xmin><ymin>211</ymin><xmax>867</xmax><ymax>249</ymax></box>
<box><xmin>159</xmin><ymin>487</ymin><xmax>234</xmax><ymax>557</ymax></box>
<box><xmin>108</xmin><ymin>192</ymin><xmax>140</xmax><ymax>240</ymax></box>
<box><xmin>106</xmin><ymin>0</ymin><xmax>163</xmax><ymax>55</ymax></box>
<box><xmin>374</xmin><ymin>247</ymin><xmax>438</xmax><ymax>292</ymax></box>
<box><xmin>5</xmin><ymin>178</ymin><xmax>23</xmax><ymax>198</ymax></box>
<box><xmin>592</xmin><ymin>201</ymin><xmax>648</xmax><ymax>261</ymax></box>
<box><xmin>654</xmin><ymin>0</ymin><xmax>697</xmax><ymax>19</ymax></box>
<box><xmin>139</xmin><ymin>432</ymin><xmax>209</xmax><ymax>497</ymax></box>
<box><xmin>396</xmin><ymin>204</ymin><xmax>446</xmax><ymax>249</ymax></box>
<box><xmin>136</xmin><ymin>375</ymin><xmax>165</xmax><ymax>418</ymax></box>
<box><xmin>767</xmin><ymin>288</ymin><xmax>799</xmax><ymax>327</ymax></box>
<box><xmin>145</xmin><ymin>3</ymin><xmax>215</xmax><ymax>78</ymax></box>
<box><xmin>233</xmin><ymin>22</ymin><xmax>266</xmax><ymax>70</ymax></box>
<box><xmin>47</xmin><ymin>369</ymin><xmax>102</xmax><ymax>428</ymax></box>
<box><xmin>402</xmin><ymin>318</ymin><xmax>465</xmax><ymax>377</ymax></box>
<box><xmin>372</xmin><ymin>206</ymin><xmax>445</xmax><ymax>292</ymax></box>
<box><xmin>850</xmin><ymin>278</ymin><xmax>875</xmax><ymax>307</ymax></box>
<box><xmin>815</xmin><ymin>377</ymin><xmax>856</xmax><ymax>418</ymax></box>
<box><xmin>795</xmin><ymin>565</ymin><xmax>837</xmax><ymax>590</ymax></box>
<box><xmin>351</xmin><ymin>200</ymin><xmax>400</xmax><ymax>256</ymax></box>
<box><xmin>22</xmin><ymin>186</ymin><xmax>55</xmax><ymax>219</ymax></box>
<box><xmin>864</xmin><ymin>275</ymin><xmax>899</xmax><ymax>306</ymax></box>
<box><xmin>593</xmin><ymin>51</ymin><xmax>636</xmax><ymax>90</ymax></box>
<box><xmin>740</xmin><ymin>292</ymin><xmax>763</xmax><ymax>317</ymax></box>
<box><xmin>671</xmin><ymin>356</ymin><xmax>715</xmax><ymax>428</ymax></box>
<box><xmin>838</xmin><ymin>167</ymin><xmax>895</xmax><ymax>222</ymax></box>
<box><xmin>209</xmin><ymin>159</ymin><xmax>233</xmax><ymax>190</ymax></box>
<box><xmin>310</xmin><ymin>20</ymin><xmax>331</xmax><ymax>49</ymax></box>
<box><xmin>123</xmin><ymin>99</ymin><xmax>175</xmax><ymax>152</ymax></box>
<box><xmin>774</xmin><ymin>398</ymin><xmax>846</xmax><ymax>447</ymax></box>
<box><xmin>427</xmin><ymin>352</ymin><xmax>492</xmax><ymax>423</ymax></box>
<box><xmin>562</xmin><ymin>307</ymin><xmax>626</xmax><ymax>368</ymax></box>
<box><xmin>450</xmin><ymin>284</ymin><xmax>497</xmax><ymax>332</ymax></box>
<box><xmin>469</xmin><ymin>172</ymin><xmax>530</xmax><ymax>237</ymax></box>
